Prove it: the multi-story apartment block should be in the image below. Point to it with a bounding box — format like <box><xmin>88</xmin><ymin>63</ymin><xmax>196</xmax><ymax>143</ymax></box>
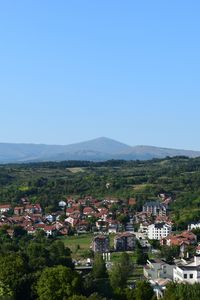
<box><xmin>92</xmin><ymin>235</ymin><xmax>110</xmax><ymax>253</ymax></box>
<box><xmin>143</xmin><ymin>201</ymin><xmax>167</xmax><ymax>216</ymax></box>
<box><xmin>114</xmin><ymin>232</ymin><xmax>136</xmax><ymax>251</ymax></box>
<box><xmin>147</xmin><ymin>223</ymin><xmax>172</xmax><ymax>240</ymax></box>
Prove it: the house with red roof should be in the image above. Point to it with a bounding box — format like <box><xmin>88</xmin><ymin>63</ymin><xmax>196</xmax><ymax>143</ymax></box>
<box><xmin>14</xmin><ymin>207</ymin><xmax>24</xmax><ymax>215</ymax></box>
<box><xmin>0</xmin><ymin>204</ymin><xmax>12</xmax><ymax>214</ymax></box>
<box><xmin>161</xmin><ymin>231</ymin><xmax>197</xmax><ymax>247</ymax></box>
<box><xmin>83</xmin><ymin>207</ymin><xmax>96</xmax><ymax>216</ymax></box>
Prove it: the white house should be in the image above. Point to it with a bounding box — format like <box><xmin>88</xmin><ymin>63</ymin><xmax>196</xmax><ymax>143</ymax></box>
<box><xmin>59</xmin><ymin>200</ymin><xmax>67</xmax><ymax>208</ymax></box>
<box><xmin>188</xmin><ymin>221</ymin><xmax>200</xmax><ymax>231</ymax></box>
<box><xmin>173</xmin><ymin>256</ymin><xmax>200</xmax><ymax>284</ymax></box>
<box><xmin>0</xmin><ymin>204</ymin><xmax>11</xmax><ymax>214</ymax></box>
<box><xmin>147</xmin><ymin>223</ymin><xmax>172</xmax><ymax>240</ymax></box>
<box><xmin>144</xmin><ymin>259</ymin><xmax>175</xmax><ymax>280</ymax></box>
<box><xmin>196</xmin><ymin>245</ymin><xmax>200</xmax><ymax>255</ymax></box>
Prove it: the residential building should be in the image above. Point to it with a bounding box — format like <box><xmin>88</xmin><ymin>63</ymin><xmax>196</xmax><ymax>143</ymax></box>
<box><xmin>196</xmin><ymin>245</ymin><xmax>200</xmax><ymax>255</ymax></box>
<box><xmin>14</xmin><ymin>207</ymin><xmax>24</xmax><ymax>215</ymax></box>
<box><xmin>161</xmin><ymin>231</ymin><xmax>197</xmax><ymax>247</ymax></box>
<box><xmin>108</xmin><ymin>224</ymin><xmax>118</xmax><ymax>234</ymax></box>
<box><xmin>125</xmin><ymin>222</ymin><xmax>134</xmax><ymax>232</ymax></box>
<box><xmin>92</xmin><ymin>235</ymin><xmax>109</xmax><ymax>253</ymax></box>
<box><xmin>144</xmin><ymin>259</ymin><xmax>175</xmax><ymax>280</ymax></box>
<box><xmin>0</xmin><ymin>204</ymin><xmax>12</xmax><ymax>214</ymax></box>
<box><xmin>128</xmin><ymin>198</ymin><xmax>137</xmax><ymax>206</ymax></box>
<box><xmin>143</xmin><ymin>201</ymin><xmax>167</xmax><ymax>216</ymax></box>
<box><xmin>114</xmin><ymin>232</ymin><xmax>136</xmax><ymax>251</ymax></box>
<box><xmin>188</xmin><ymin>221</ymin><xmax>200</xmax><ymax>231</ymax></box>
<box><xmin>95</xmin><ymin>220</ymin><xmax>108</xmax><ymax>231</ymax></box>
<box><xmin>147</xmin><ymin>223</ymin><xmax>172</xmax><ymax>240</ymax></box>
<box><xmin>138</xmin><ymin>222</ymin><xmax>149</xmax><ymax>238</ymax></box>
<box><xmin>173</xmin><ymin>256</ymin><xmax>200</xmax><ymax>283</ymax></box>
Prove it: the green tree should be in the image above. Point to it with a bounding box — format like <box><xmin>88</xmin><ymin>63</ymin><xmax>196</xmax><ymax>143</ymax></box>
<box><xmin>48</xmin><ymin>240</ymin><xmax>73</xmax><ymax>268</ymax></box>
<box><xmin>135</xmin><ymin>281</ymin><xmax>154</xmax><ymax>300</ymax></box>
<box><xmin>13</xmin><ymin>225</ymin><xmax>27</xmax><ymax>238</ymax></box>
<box><xmin>163</xmin><ymin>282</ymin><xmax>200</xmax><ymax>300</ymax></box>
<box><xmin>117</xmin><ymin>214</ymin><xmax>129</xmax><ymax>225</ymax></box>
<box><xmin>92</xmin><ymin>254</ymin><xmax>107</xmax><ymax>279</ymax></box>
<box><xmin>136</xmin><ymin>248</ymin><xmax>148</xmax><ymax>265</ymax></box>
<box><xmin>36</xmin><ymin>265</ymin><xmax>81</xmax><ymax>300</ymax></box>
<box><xmin>160</xmin><ymin>246</ymin><xmax>179</xmax><ymax>264</ymax></box>
<box><xmin>110</xmin><ymin>253</ymin><xmax>132</xmax><ymax>290</ymax></box>
<box><xmin>0</xmin><ymin>254</ymin><xmax>27</xmax><ymax>299</ymax></box>
<box><xmin>0</xmin><ymin>280</ymin><xmax>14</xmax><ymax>299</ymax></box>
<box><xmin>26</xmin><ymin>241</ymin><xmax>49</xmax><ymax>270</ymax></box>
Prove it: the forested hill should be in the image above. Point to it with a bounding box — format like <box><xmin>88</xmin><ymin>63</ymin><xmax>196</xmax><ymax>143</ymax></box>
<box><xmin>0</xmin><ymin>156</ymin><xmax>200</xmax><ymax>227</ymax></box>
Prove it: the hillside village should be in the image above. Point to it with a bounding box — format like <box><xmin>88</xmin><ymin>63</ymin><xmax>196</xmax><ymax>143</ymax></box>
<box><xmin>0</xmin><ymin>192</ymin><xmax>200</xmax><ymax>298</ymax></box>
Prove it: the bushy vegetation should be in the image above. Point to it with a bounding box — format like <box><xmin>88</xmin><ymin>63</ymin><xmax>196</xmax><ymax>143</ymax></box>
<box><xmin>1</xmin><ymin>156</ymin><xmax>200</xmax><ymax>226</ymax></box>
<box><xmin>0</xmin><ymin>230</ymin><xmax>155</xmax><ymax>300</ymax></box>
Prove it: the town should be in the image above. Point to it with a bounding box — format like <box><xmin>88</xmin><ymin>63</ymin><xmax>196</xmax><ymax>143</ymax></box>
<box><xmin>0</xmin><ymin>191</ymin><xmax>200</xmax><ymax>299</ymax></box>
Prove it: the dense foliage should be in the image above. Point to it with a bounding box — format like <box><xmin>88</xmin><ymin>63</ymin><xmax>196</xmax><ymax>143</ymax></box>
<box><xmin>0</xmin><ymin>230</ymin><xmax>155</xmax><ymax>300</ymax></box>
<box><xmin>163</xmin><ymin>282</ymin><xmax>200</xmax><ymax>300</ymax></box>
<box><xmin>1</xmin><ymin>156</ymin><xmax>200</xmax><ymax>226</ymax></box>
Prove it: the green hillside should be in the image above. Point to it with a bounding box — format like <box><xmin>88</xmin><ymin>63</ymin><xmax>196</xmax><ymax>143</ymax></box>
<box><xmin>0</xmin><ymin>156</ymin><xmax>200</xmax><ymax>227</ymax></box>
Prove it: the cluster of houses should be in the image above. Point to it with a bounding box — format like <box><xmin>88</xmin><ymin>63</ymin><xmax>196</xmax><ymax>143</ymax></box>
<box><xmin>0</xmin><ymin>201</ymin><xmax>69</xmax><ymax>237</ymax></box>
<box><xmin>0</xmin><ymin>196</ymin><xmax>132</xmax><ymax>238</ymax></box>
<box><xmin>0</xmin><ymin>192</ymin><xmax>200</xmax><ymax>300</ymax></box>
<box><xmin>65</xmin><ymin>196</ymin><xmax>125</xmax><ymax>233</ymax></box>
<box><xmin>144</xmin><ymin>254</ymin><xmax>200</xmax><ymax>298</ymax></box>
<box><xmin>139</xmin><ymin>199</ymin><xmax>200</xmax><ymax>298</ymax></box>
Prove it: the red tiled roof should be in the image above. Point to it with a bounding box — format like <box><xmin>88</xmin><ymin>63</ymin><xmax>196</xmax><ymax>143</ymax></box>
<box><xmin>0</xmin><ymin>204</ymin><xmax>11</xmax><ymax>209</ymax></box>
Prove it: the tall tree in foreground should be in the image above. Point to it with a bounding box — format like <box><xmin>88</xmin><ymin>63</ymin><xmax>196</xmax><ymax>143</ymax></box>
<box><xmin>84</xmin><ymin>254</ymin><xmax>112</xmax><ymax>298</ymax></box>
<box><xmin>110</xmin><ymin>253</ymin><xmax>132</xmax><ymax>290</ymax></box>
<box><xmin>134</xmin><ymin>281</ymin><xmax>154</xmax><ymax>300</ymax></box>
<box><xmin>92</xmin><ymin>254</ymin><xmax>107</xmax><ymax>279</ymax></box>
<box><xmin>36</xmin><ymin>265</ymin><xmax>81</xmax><ymax>300</ymax></box>
<box><xmin>0</xmin><ymin>253</ymin><xmax>27</xmax><ymax>299</ymax></box>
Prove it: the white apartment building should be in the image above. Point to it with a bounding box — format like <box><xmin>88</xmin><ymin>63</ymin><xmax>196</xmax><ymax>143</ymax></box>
<box><xmin>173</xmin><ymin>256</ymin><xmax>200</xmax><ymax>284</ymax></box>
<box><xmin>147</xmin><ymin>222</ymin><xmax>172</xmax><ymax>240</ymax></box>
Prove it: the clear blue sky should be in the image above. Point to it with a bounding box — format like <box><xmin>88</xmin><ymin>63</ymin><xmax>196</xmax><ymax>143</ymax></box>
<box><xmin>0</xmin><ymin>1</ymin><xmax>200</xmax><ymax>149</ymax></box>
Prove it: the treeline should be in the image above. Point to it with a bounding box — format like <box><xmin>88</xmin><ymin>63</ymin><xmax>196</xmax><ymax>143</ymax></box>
<box><xmin>0</xmin><ymin>229</ymin><xmax>154</xmax><ymax>300</ymax></box>
<box><xmin>0</xmin><ymin>230</ymin><xmax>200</xmax><ymax>300</ymax></box>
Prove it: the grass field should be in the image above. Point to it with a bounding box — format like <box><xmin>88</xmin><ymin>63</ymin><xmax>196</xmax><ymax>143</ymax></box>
<box><xmin>59</xmin><ymin>233</ymin><xmax>93</xmax><ymax>258</ymax></box>
<box><xmin>60</xmin><ymin>233</ymin><xmax>115</xmax><ymax>259</ymax></box>
<box><xmin>59</xmin><ymin>233</ymin><xmax>146</xmax><ymax>281</ymax></box>
<box><xmin>66</xmin><ymin>167</ymin><xmax>85</xmax><ymax>173</ymax></box>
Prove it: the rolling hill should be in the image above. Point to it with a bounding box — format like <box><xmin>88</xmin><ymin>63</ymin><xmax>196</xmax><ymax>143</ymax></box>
<box><xmin>0</xmin><ymin>137</ymin><xmax>199</xmax><ymax>163</ymax></box>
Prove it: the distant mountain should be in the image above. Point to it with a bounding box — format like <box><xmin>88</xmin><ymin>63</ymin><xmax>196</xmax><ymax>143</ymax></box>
<box><xmin>0</xmin><ymin>137</ymin><xmax>199</xmax><ymax>163</ymax></box>
<box><xmin>115</xmin><ymin>145</ymin><xmax>200</xmax><ymax>160</ymax></box>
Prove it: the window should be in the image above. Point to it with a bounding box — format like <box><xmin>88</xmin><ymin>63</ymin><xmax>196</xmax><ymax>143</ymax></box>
<box><xmin>184</xmin><ymin>274</ymin><xmax>187</xmax><ymax>279</ymax></box>
<box><xmin>190</xmin><ymin>274</ymin><xmax>193</xmax><ymax>279</ymax></box>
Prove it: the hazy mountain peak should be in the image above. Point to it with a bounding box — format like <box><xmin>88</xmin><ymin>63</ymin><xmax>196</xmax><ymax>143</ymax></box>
<box><xmin>0</xmin><ymin>138</ymin><xmax>199</xmax><ymax>163</ymax></box>
<box><xmin>63</xmin><ymin>137</ymin><xmax>132</xmax><ymax>154</ymax></box>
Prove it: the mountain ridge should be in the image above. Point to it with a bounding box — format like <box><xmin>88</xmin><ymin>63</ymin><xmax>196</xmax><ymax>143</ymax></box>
<box><xmin>0</xmin><ymin>137</ymin><xmax>199</xmax><ymax>163</ymax></box>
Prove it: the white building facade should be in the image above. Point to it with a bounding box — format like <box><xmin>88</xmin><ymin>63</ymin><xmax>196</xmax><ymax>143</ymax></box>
<box><xmin>188</xmin><ymin>222</ymin><xmax>200</xmax><ymax>231</ymax></box>
<box><xmin>147</xmin><ymin>223</ymin><xmax>172</xmax><ymax>240</ymax></box>
<box><xmin>173</xmin><ymin>256</ymin><xmax>200</xmax><ymax>284</ymax></box>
